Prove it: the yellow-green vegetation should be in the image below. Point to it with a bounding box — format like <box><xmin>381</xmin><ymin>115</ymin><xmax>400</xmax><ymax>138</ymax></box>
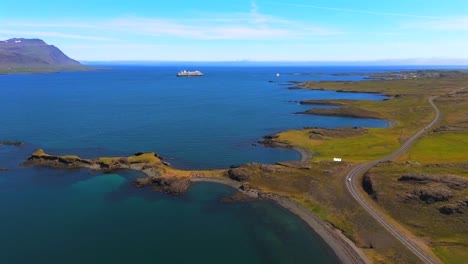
<box><xmin>366</xmin><ymin>162</ymin><xmax>468</xmax><ymax>264</ymax></box>
<box><xmin>257</xmin><ymin>73</ymin><xmax>468</xmax><ymax>263</ymax></box>
<box><xmin>278</xmin><ymin>128</ymin><xmax>401</xmax><ymax>163</ymax></box>
<box><xmin>61</xmin><ymin>155</ymin><xmax>81</xmax><ymax>159</ymax></box>
<box><xmin>278</xmin><ymin>81</ymin><xmax>454</xmax><ymax>163</ymax></box>
<box><xmin>128</xmin><ymin>153</ymin><xmax>160</xmax><ymax>164</ymax></box>
<box><xmin>433</xmin><ymin>246</ymin><xmax>468</xmax><ymax>264</ymax></box>
<box><xmin>276</xmin><ymin>74</ymin><xmax>468</xmax><ymax>164</ymax></box>
<box><xmin>36</xmin><ymin>150</ymin><xmax>226</xmax><ymax>179</ymax></box>
<box><xmin>396</xmin><ymin>89</ymin><xmax>468</xmax><ymax>164</ymax></box>
<box><xmin>32</xmin><ymin>148</ymin><xmax>49</xmax><ymax>156</ymax></box>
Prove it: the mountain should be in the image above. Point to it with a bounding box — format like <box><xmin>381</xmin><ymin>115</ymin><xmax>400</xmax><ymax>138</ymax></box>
<box><xmin>0</xmin><ymin>38</ymin><xmax>86</xmax><ymax>73</ymax></box>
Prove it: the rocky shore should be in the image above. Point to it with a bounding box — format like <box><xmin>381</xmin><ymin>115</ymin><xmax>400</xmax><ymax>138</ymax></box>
<box><xmin>23</xmin><ymin>149</ymin><xmax>199</xmax><ymax>195</ymax></box>
<box><xmin>259</xmin><ymin>134</ymin><xmax>314</xmax><ymax>162</ymax></box>
<box><xmin>297</xmin><ymin>106</ymin><xmax>382</xmax><ymax>119</ymax></box>
<box><xmin>23</xmin><ymin>148</ymin><xmax>369</xmax><ymax>263</ymax></box>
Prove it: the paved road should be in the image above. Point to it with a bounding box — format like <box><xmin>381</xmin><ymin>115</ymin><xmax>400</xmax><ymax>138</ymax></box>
<box><xmin>346</xmin><ymin>96</ymin><xmax>441</xmax><ymax>264</ymax></box>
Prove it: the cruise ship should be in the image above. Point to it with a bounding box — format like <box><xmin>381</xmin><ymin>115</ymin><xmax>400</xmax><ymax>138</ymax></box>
<box><xmin>176</xmin><ymin>70</ymin><xmax>203</xmax><ymax>77</ymax></box>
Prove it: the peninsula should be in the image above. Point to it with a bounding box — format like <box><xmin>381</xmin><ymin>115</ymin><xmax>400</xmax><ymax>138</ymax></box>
<box><xmin>23</xmin><ymin>70</ymin><xmax>468</xmax><ymax>264</ymax></box>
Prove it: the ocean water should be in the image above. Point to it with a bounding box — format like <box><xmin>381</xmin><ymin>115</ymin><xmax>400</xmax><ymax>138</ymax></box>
<box><xmin>0</xmin><ymin>66</ymin><xmax>394</xmax><ymax>263</ymax></box>
<box><xmin>0</xmin><ymin>66</ymin><xmax>387</xmax><ymax>169</ymax></box>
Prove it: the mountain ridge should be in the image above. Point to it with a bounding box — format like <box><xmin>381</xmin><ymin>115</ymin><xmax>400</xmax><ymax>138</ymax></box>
<box><xmin>0</xmin><ymin>38</ymin><xmax>85</xmax><ymax>73</ymax></box>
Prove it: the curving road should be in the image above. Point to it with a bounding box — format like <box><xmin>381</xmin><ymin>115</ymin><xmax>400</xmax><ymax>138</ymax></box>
<box><xmin>346</xmin><ymin>96</ymin><xmax>441</xmax><ymax>264</ymax></box>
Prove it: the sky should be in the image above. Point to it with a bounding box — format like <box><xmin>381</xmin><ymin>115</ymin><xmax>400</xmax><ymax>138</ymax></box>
<box><xmin>1</xmin><ymin>0</ymin><xmax>468</xmax><ymax>62</ymax></box>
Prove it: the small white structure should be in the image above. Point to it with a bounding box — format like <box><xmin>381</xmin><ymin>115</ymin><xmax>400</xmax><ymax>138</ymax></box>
<box><xmin>276</xmin><ymin>73</ymin><xmax>280</xmax><ymax>77</ymax></box>
<box><xmin>333</xmin><ymin>157</ymin><xmax>342</xmax><ymax>162</ymax></box>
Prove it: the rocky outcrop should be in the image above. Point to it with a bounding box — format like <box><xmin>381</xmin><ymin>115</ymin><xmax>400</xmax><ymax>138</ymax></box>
<box><xmin>308</xmin><ymin>127</ymin><xmax>368</xmax><ymax>140</ymax></box>
<box><xmin>23</xmin><ymin>149</ymin><xmax>219</xmax><ymax>196</ymax></box>
<box><xmin>398</xmin><ymin>173</ymin><xmax>468</xmax><ymax>190</ymax></box>
<box><xmin>439</xmin><ymin>198</ymin><xmax>468</xmax><ymax>215</ymax></box>
<box><xmin>220</xmin><ymin>192</ymin><xmax>259</xmax><ymax>203</ymax></box>
<box><xmin>132</xmin><ymin>177</ymin><xmax>156</xmax><ymax>188</ymax></box>
<box><xmin>132</xmin><ymin>175</ymin><xmax>191</xmax><ymax>195</ymax></box>
<box><xmin>362</xmin><ymin>172</ymin><xmax>378</xmax><ymax>200</ymax></box>
<box><xmin>258</xmin><ymin>134</ymin><xmax>293</xmax><ymax>150</ymax></box>
<box><xmin>0</xmin><ymin>141</ymin><xmax>24</xmax><ymax>146</ymax></box>
<box><xmin>298</xmin><ymin>106</ymin><xmax>381</xmax><ymax>119</ymax></box>
<box><xmin>228</xmin><ymin>166</ymin><xmax>253</xmax><ymax>181</ymax></box>
<box><xmin>25</xmin><ymin>154</ymin><xmax>93</xmax><ymax>169</ymax></box>
<box><xmin>23</xmin><ymin>149</ymin><xmax>168</xmax><ymax>173</ymax></box>
<box><xmin>151</xmin><ymin>177</ymin><xmax>192</xmax><ymax>195</ymax></box>
<box><xmin>411</xmin><ymin>187</ymin><xmax>454</xmax><ymax>204</ymax></box>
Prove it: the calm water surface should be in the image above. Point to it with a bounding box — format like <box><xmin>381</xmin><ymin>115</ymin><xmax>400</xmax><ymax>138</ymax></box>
<box><xmin>0</xmin><ymin>66</ymin><xmax>395</xmax><ymax>263</ymax></box>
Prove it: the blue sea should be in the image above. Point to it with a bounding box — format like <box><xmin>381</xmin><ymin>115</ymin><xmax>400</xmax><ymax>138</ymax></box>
<box><xmin>0</xmin><ymin>65</ymin><xmax>408</xmax><ymax>263</ymax></box>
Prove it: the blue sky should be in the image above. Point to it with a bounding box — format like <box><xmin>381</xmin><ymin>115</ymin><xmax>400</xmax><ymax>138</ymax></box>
<box><xmin>1</xmin><ymin>0</ymin><xmax>467</xmax><ymax>61</ymax></box>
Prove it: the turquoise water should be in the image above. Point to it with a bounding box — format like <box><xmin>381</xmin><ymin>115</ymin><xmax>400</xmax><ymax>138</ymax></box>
<box><xmin>0</xmin><ymin>66</ymin><xmax>393</xmax><ymax>263</ymax></box>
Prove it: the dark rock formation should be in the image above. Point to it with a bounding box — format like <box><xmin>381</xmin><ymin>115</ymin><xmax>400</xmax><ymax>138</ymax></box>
<box><xmin>439</xmin><ymin>198</ymin><xmax>468</xmax><ymax>215</ymax></box>
<box><xmin>362</xmin><ymin>173</ymin><xmax>378</xmax><ymax>200</ymax></box>
<box><xmin>298</xmin><ymin>107</ymin><xmax>381</xmax><ymax>119</ymax></box>
<box><xmin>439</xmin><ymin>205</ymin><xmax>463</xmax><ymax>215</ymax></box>
<box><xmin>398</xmin><ymin>173</ymin><xmax>468</xmax><ymax>190</ymax></box>
<box><xmin>132</xmin><ymin>177</ymin><xmax>155</xmax><ymax>188</ymax></box>
<box><xmin>151</xmin><ymin>177</ymin><xmax>191</xmax><ymax>195</ymax></box>
<box><xmin>411</xmin><ymin>187</ymin><xmax>454</xmax><ymax>204</ymax></box>
<box><xmin>24</xmin><ymin>153</ymin><xmax>94</xmax><ymax>169</ymax></box>
<box><xmin>228</xmin><ymin>167</ymin><xmax>253</xmax><ymax>181</ymax></box>
<box><xmin>308</xmin><ymin>127</ymin><xmax>368</xmax><ymax>140</ymax></box>
<box><xmin>220</xmin><ymin>192</ymin><xmax>258</xmax><ymax>203</ymax></box>
<box><xmin>0</xmin><ymin>141</ymin><xmax>24</xmax><ymax>146</ymax></box>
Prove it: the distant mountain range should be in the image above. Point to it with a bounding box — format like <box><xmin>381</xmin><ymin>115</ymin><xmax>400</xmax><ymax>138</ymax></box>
<box><xmin>0</xmin><ymin>38</ymin><xmax>85</xmax><ymax>73</ymax></box>
<box><xmin>83</xmin><ymin>59</ymin><xmax>468</xmax><ymax>67</ymax></box>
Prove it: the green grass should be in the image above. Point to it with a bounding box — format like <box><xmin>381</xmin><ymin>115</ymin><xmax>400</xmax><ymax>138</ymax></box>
<box><xmin>433</xmin><ymin>246</ymin><xmax>468</xmax><ymax>264</ymax></box>
<box><xmin>402</xmin><ymin>132</ymin><xmax>468</xmax><ymax>164</ymax></box>
<box><xmin>368</xmin><ymin>163</ymin><xmax>468</xmax><ymax>264</ymax></box>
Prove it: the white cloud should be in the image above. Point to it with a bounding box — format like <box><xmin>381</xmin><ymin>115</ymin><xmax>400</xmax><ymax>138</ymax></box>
<box><xmin>278</xmin><ymin>3</ymin><xmax>441</xmax><ymax>19</ymax></box>
<box><xmin>67</xmin><ymin>43</ymin><xmax>167</xmax><ymax>49</ymax></box>
<box><xmin>0</xmin><ymin>29</ymin><xmax>116</xmax><ymax>41</ymax></box>
<box><xmin>0</xmin><ymin>2</ymin><xmax>340</xmax><ymax>41</ymax></box>
<box><xmin>406</xmin><ymin>17</ymin><xmax>468</xmax><ymax>31</ymax></box>
<box><xmin>106</xmin><ymin>17</ymin><xmax>337</xmax><ymax>39</ymax></box>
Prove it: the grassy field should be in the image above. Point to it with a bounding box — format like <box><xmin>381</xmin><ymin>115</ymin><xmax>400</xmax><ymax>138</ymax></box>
<box><xmin>277</xmin><ymin>93</ymin><xmax>435</xmax><ymax>163</ymax></box>
<box><xmin>366</xmin><ymin>162</ymin><xmax>468</xmax><ymax>263</ymax></box>
<box><xmin>272</xmin><ymin>73</ymin><xmax>468</xmax><ymax>263</ymax></box>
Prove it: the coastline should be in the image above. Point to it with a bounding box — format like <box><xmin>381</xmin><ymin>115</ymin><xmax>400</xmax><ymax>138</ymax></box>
<box><xmin>192</xmin><ymin>176</ymin><xmax>370</xmax><ymax>264</ymax></box>
<box><xmin>23</xmin><ymin>147</ymin><xmax>369</xmax><ymax>263</ymax></box>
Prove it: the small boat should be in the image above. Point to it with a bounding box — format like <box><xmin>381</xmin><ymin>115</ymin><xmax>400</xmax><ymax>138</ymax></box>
<box><xmin>276</xmin><ymin>73</ymin><xmax>280</xmax><ymax>77</ymax></box>
<box><xmin>177</xmin><ymin>70</ymin><xmax>203</xmax><ymax>77</ymax></box>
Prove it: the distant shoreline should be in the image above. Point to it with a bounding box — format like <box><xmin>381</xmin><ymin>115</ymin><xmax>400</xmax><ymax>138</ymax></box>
<box><xmin>0</xmin><ymin>65</ymin><xmax>93</xmax><ymax>75</ymax></box>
